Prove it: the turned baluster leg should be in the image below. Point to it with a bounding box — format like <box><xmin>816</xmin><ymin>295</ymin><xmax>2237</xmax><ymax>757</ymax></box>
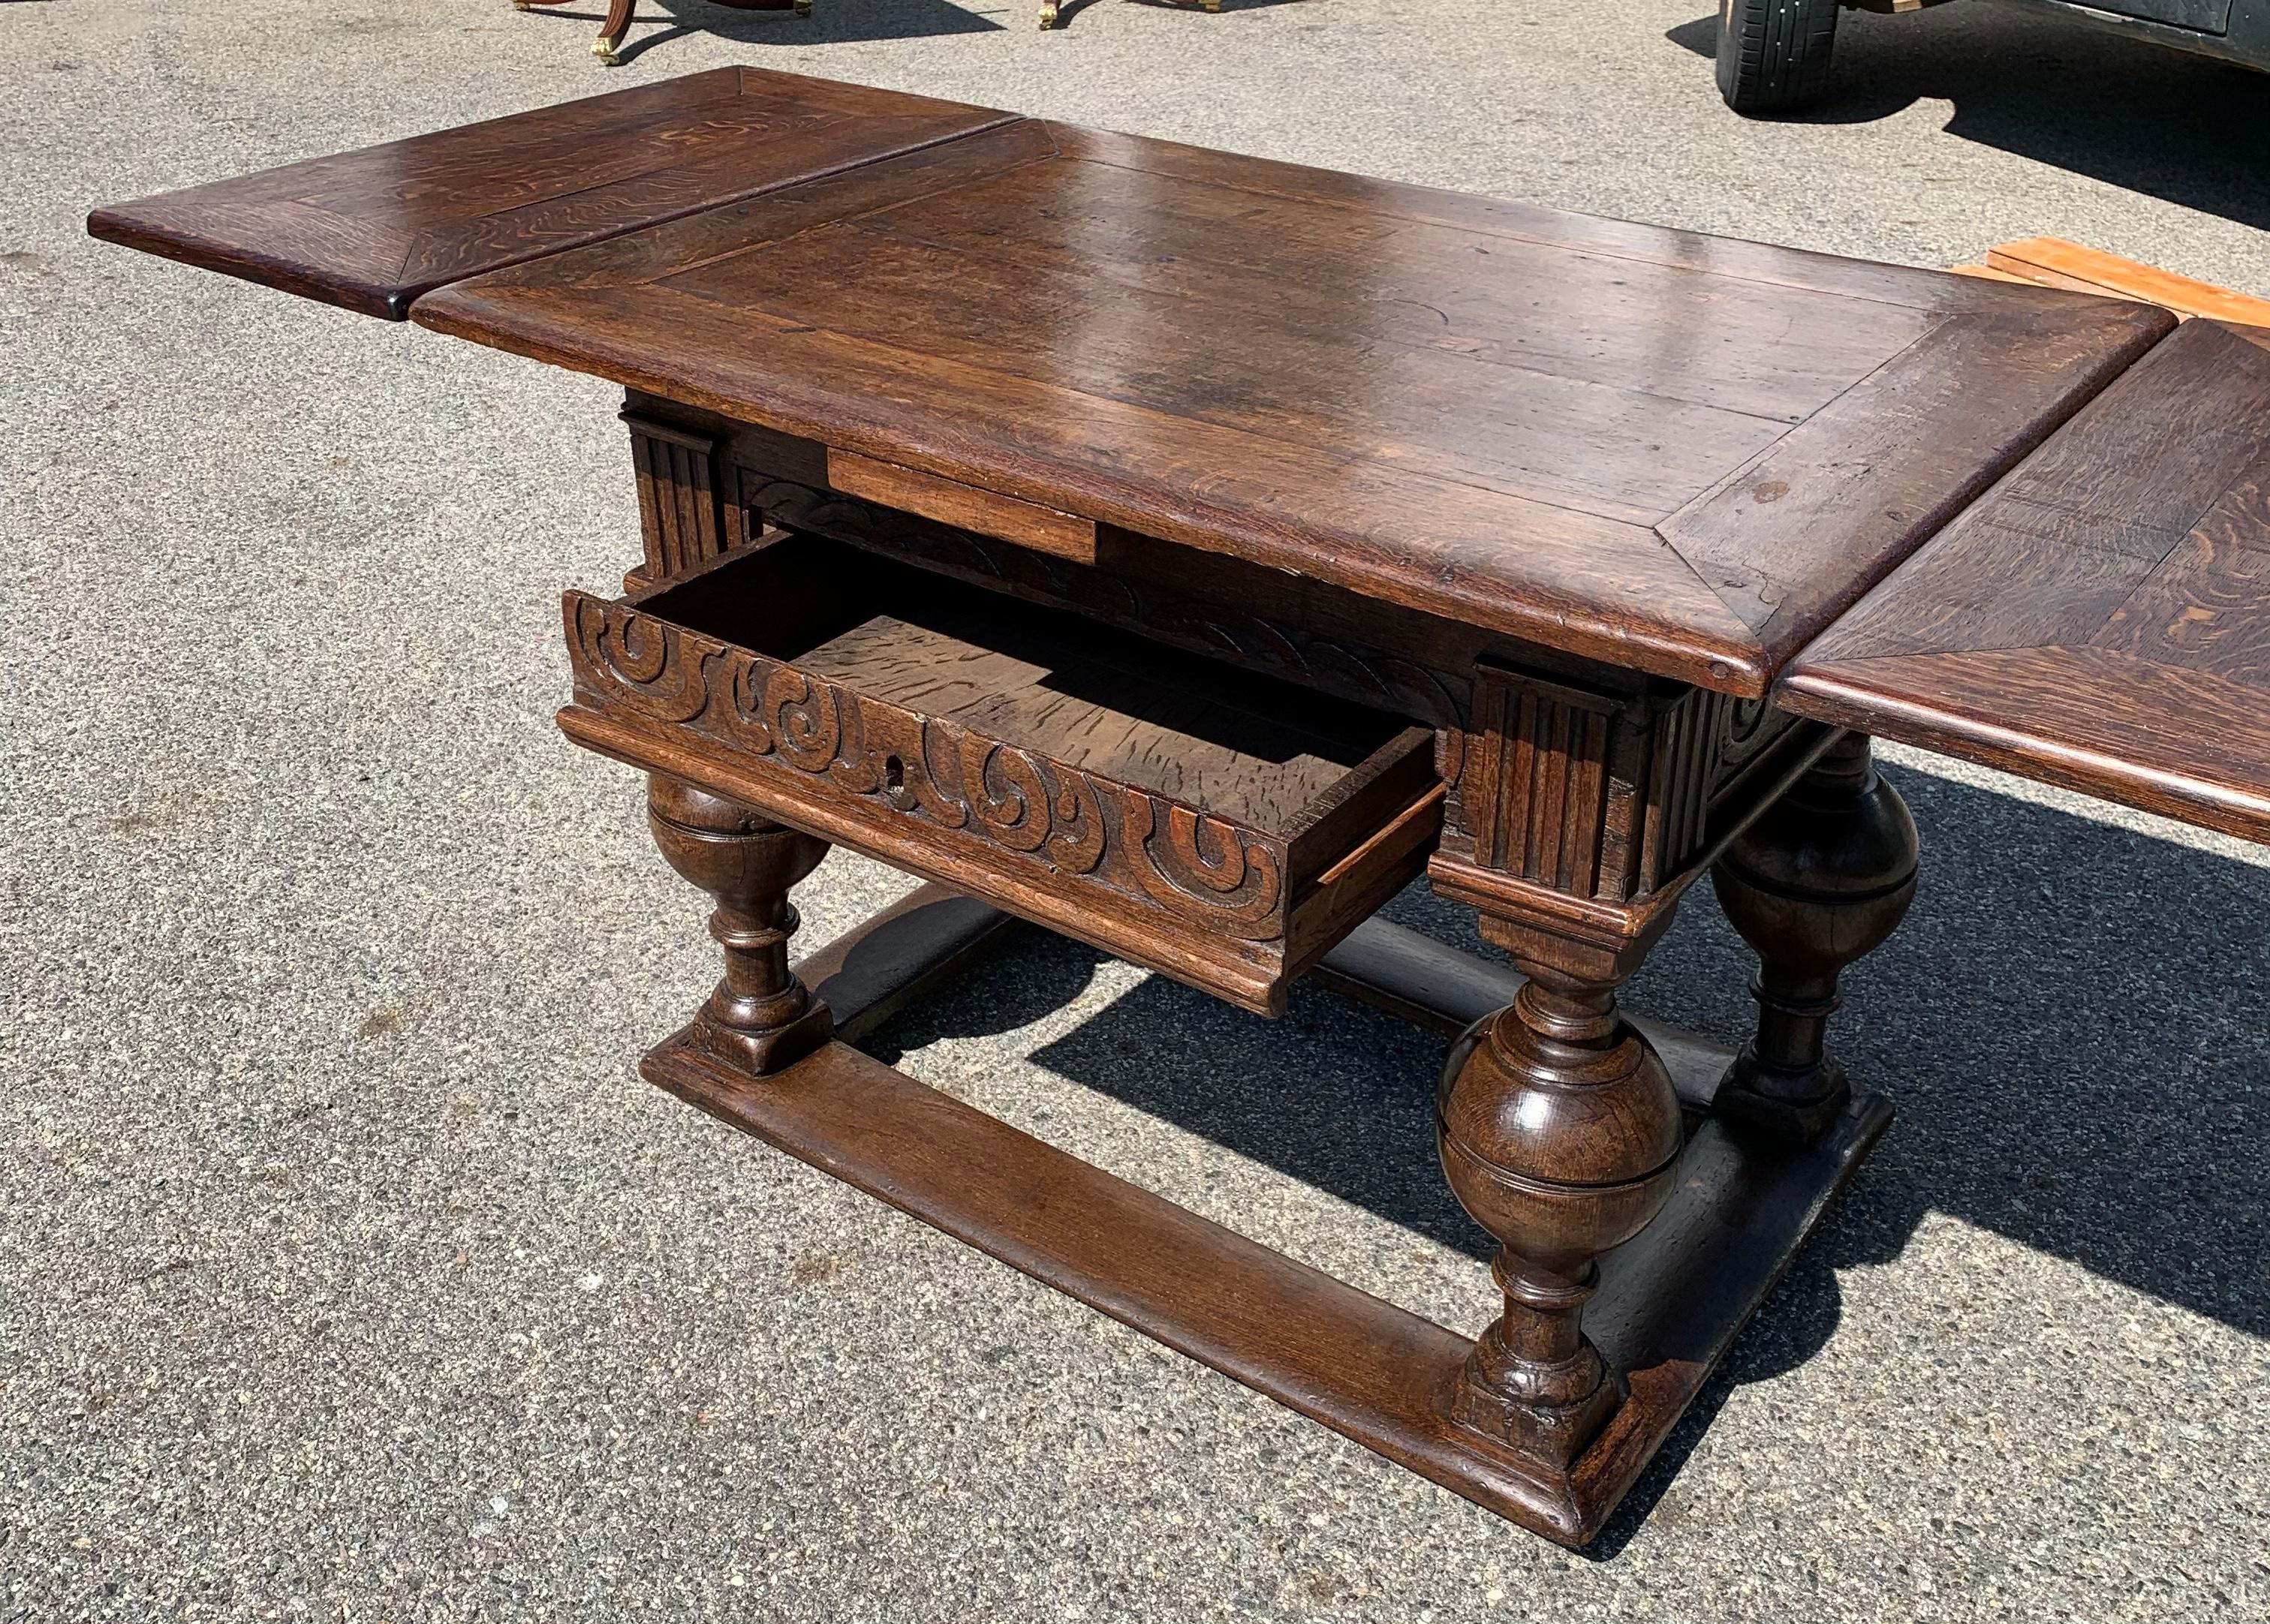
<box><xmin>1711</xmin><ymin>732</ymin><xmax>1917</xmax><ymax>1142</ymax></box>
<box><xmin>646</xmin><ymin>774</ymin><xmax>833</xmax><ymax>1075</ymax></box>
<box><xmin>1437</xmin><ymin>919</ymin><xmax>1685</xmax><ymax>1472</ymax></box>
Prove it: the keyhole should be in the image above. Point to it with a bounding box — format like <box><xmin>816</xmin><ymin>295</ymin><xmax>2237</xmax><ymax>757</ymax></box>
<box><xmin>883</xmin><ymin>754</ymin><xmax>906</xmax><ymax>796</ymax></box>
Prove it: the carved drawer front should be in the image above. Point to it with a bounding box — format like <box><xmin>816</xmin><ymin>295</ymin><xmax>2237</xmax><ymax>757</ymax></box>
<box><xmin>558</xmin><ymin>534</ymin><xmax>1445</xmax><ymax>1015</ymax></box>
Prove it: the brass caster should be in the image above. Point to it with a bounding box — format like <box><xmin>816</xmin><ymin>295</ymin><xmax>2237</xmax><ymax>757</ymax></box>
<box><xmin>592</xmin><ymin>34</ymin><xmax>622</xmax><ymax>63</ymax></box>
<box><xmin>1038</xmin><ymin>2</ymin><xmax>1059</xmax><ymax>26</ymax></box>
<box><xmin>794</xmin><ymin>0</ymin><xmax>812</xmax><ymax>13</ymax></box>
<box><xmin>1203</xmin><ymin>0</ymin><xmax>1222</xmax><ymax>10</ymax></box>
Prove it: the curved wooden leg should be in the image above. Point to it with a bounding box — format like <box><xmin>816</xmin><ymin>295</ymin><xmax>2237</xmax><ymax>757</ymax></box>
<box><xmin>1712</xmin><ymin>732</ymin><xmax>1917</xmax><ymax>1142</ymax></box>
<box><xmin>595</xmin><ymin>0</ymin><xmax>636</xmax><ymax>63</ymax></box>
<box><xmin>1437</xmin><ymin>919</ymin><xmax>1684</xmax><ymax>1474</ymax></box>
<box><xmin>646</xmin><ymin>774</ymin><xmax>833</xmax><ymax>1075</ymax></box>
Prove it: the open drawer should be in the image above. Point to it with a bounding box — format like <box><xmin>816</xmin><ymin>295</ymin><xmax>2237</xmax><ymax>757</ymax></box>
<box><xmin>558</xmin><ymin>535</ymin><xmax>1446</xmax><ymax>1015</ymax></box>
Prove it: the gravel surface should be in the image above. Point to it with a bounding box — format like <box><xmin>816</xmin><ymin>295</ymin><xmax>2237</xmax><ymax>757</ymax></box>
<box><xmin>5</xmin><ymin>1</ymin><xmax>2268</xmax><ymax>1619</ymax></box>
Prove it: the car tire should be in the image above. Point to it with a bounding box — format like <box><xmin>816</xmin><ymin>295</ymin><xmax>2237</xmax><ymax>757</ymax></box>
<box><xmin>1715</xmin><ymin>0</ymin><xmax>1840</xmax><ymax>115</ymax></box>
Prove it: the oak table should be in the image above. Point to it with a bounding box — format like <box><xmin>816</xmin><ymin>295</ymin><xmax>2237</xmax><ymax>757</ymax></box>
<box><xmin>90</xmin><ymin>69</ymin><xmax>2242</xmax><ymax>1547</ymax></box>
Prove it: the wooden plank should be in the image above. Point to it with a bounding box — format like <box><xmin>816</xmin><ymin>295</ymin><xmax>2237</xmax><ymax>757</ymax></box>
<box><xmin>401</xmin><ymin>83</ymin><xmax>2163</xmax><ymax>696</ymax></box>
<box><xmin>826</xmin><ymin>449</ymin><xmax>1098</xmax><ymax>564</ymax></box>
<box><xmin>643</xmin><ymin>1030</ymin><xmax>1891</xmax><ymax>1547</ymax></box>
<box><xmin>1948</xmin><ymin>263</ymin><xmax>2035</xmax><ymax>285</ymax></box>
<box><xmin>1781</xmin><ymin>318</ymin><xmax>2270</xmax><ymax>847</ymax></box>
<box><xmin>852</xmin><ymin>157</ymin><xmax>1936</xmax><ymax>425</ymax></box>
<box><xmin>87</xmin><ymin>69</ymin><xmax>1016</xmax><ymax>319</ymax></box>
<box><xmin>1782</xmin><ymin>644</ymin><xmax>2270</xmax><ymax>845</ymax></box>
<box><xmin>1988</xmin><ymin>237</ymin><xmax>2270</xmax><ymax>326</ymax></box>
<box><xmin>1783</xmin><ymin>316</ymin><xmax>2270</xmax><ymax>665</ymax></box>
<box><xmin>792</xmin><ymin>880</ymin><xmax>1024</xmax><ymax>1043</ymax></box>
<box><xmin>1654</xmin><ymin>300</ymin><xmax>2171</xmax><ymax>651</ymax></box>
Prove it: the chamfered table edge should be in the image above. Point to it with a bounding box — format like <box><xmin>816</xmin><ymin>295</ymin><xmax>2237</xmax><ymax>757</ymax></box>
<box><xmin>83</xmin><ymin>107</ymin><xmax>1024</xmax><ymax>320</ymax></box>
<box><xmin>1774</xmin><ymin>663</ymin><xmax>2270</xmax><ymax>849</ymax></box>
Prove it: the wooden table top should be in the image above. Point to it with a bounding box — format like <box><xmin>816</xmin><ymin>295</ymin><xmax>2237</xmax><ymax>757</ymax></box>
<box><xmin>1781</xmin><ymin>317</ymin><xmax>2270</xmax><ymax>846</ymax></box>
<box><xmin>89</xmin><ymin>69</ymin><xmax>2172</xmax><ymax>695</ymax></box>
<box><xmin>86</xmin><ymin>70</ymin><xmax>1013</xmax><ymax>320</ymax></box>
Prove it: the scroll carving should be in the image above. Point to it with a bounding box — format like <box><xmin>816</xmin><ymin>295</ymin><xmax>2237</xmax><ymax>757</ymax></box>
<box><xmin>567</xmin><ymin>593</ymin><xmax>1288</xmax><ymax>942</ymax></box>
<box><xmin>570</xmin><ymin>597</ymin><xmax>715</xmax><ymax>722</ymax></box>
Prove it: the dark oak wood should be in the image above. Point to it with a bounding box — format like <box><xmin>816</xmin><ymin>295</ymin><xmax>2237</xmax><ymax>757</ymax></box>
<box><xmin>1711</xmin><ymin>734</ymin><xmax>1919</xmax><ymax>1141</ymax></box>
<box><xmin>646</xmin><ymin>774</ymin><xmax>833</xmax><ymax>1073</ymax></box>
<box><xmin>94</xmin><ymin>71</ymin><xmax>2186</xmax><ymax>1543</ymax></box>
<box><xmin>794</xmin><ymin>880</ymin><xmax>1025</xmax><ymax>1045</ymax></box>
<box><xmin>792</xmin><ymin>891</ymin><xmax>1741</xmax><ymax>1106</ymax></box>
<box><xmin>826</xmin><ymin>449</ymin><xmax>1099</xmax><ymax>565</ymax></box>
<box><xmin>87</xmin><ymin>71</ymin><xmax>1011</xmax><ymax>318</ymax></box>
<box><xmin>1781</xmin><ymin>318</ymin><xmax>2270</xmax><ymax>846</ymax></box>
<box><xmin>1311</xmin><ymin>918</ymin><xmax>1733</xmax><ymax>1101</ymax></box>
<box><xmin>644</xmin><ymin>1025</ymin><xmax>1887</xmax><ymax>1547</ymax></box>
<box><xmin>399</xmin><ymin>94</ymin><xmax>2170</xmax><ymax>693</ymax></box>
<box><xmin>562</xmin><ymin>535</ymin><xmax>1444</xmax><ymax>1015</ymax></box>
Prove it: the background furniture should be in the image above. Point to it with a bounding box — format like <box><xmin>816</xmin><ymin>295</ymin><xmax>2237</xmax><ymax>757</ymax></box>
<box><xmin>514</xmin><ymin>0</ymin><xmax>810</xmax><ymax>67</ymax></box>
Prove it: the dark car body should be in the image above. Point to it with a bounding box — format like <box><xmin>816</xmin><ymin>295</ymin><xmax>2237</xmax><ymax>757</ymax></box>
<box><xmin>2029</xmin><ymin>0</ymin><xmax>2270</xmax><ymax>72</ymax></box>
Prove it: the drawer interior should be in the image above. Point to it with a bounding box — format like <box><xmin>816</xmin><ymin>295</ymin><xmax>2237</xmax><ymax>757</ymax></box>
<box><xmin>637</xmin><ymin>534</ymin><xmax>1432</xmax><ymax>862</ymax></box>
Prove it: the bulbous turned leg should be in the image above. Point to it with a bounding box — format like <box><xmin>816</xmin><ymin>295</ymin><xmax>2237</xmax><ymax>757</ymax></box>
<box><xmin>646</xmin><ymin>774</ymin><xmax>833</xmax><ymax>1075</ymax></box>
<box><xmin>1711</xmin><ymin>732</ymin><xmax>1917</xmax><ymax>1143</ymax></box>
<box><xmin>1438</xmin><ymin>967</ymin><xmax>1684</xmax><ymax>1471</ymax></box>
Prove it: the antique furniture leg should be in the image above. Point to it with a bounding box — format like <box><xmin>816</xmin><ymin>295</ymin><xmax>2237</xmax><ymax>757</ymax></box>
<box><xmin>646</xmin><ymin>773</ymin><xmax>834</xmax><ymax>1074</ymax></box>
<box><xmin>595</xmin><ymin>0</ymin><xmax>635</xmax><ymax>64</ymax></box>
<box><xmin>508</xmin><ymin>0</ymin><xmax>628</xmax><ymax>65</ymax></box>
<box><xmin>1711</xmin><ymin>732</ymin><xmax>1917</xmax><ymax>1142</ymax></box>
<box><xmin>521</xmin><ymin>0</ymin><xmax>808</xmax><ymax>60</ymax></box>
<box><xmin>561</xmin><ymin>579</ymin><xmax>1894</xmax><ymax>1547</ymax></box>
<box><xmin>1437</xmin><ymin>911</ymin><xmax>1684</xmax><ymax>1475</ymax></box>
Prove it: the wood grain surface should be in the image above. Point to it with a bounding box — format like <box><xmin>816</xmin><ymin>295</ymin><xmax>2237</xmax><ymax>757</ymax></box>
<box><xmin>1985</xmin><ymin>237</ymin><xmax>2270</xmax><ymax>327</ymax></box>
<box><xmin>1782</xmin><ymin>317</ymin><xmax>2270</xmax><ymax>844</ymax></box>
<box><xmin>87</xmin><ymin>69</ymin><xmax>1013</xmax><ymax>318</ymax></box>
<box><xmin>89</xmin><ymin>68</ymin><xmax>2175</xmax><ymax>690</ymax></box>
<box><xmin>395</xmin><ymin>77</ymin><xmax>2170</xmax><ymax>694</ymax></box>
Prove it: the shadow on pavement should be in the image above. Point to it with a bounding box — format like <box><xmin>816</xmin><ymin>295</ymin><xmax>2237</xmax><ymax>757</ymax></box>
<box><xmin>862</xmin><ymin>759</ymin><xmax>2270</xmax><ymax>1511</ymax></box>
<box><xmin>518</xmin><ymin>0</ymin><xmax>1001</xmax><ymax>65</ymax></box>
<box><xmin>1667</xmin><ymin>2</ymin><xmax>2270</xmax><ymax>233</ymax></box>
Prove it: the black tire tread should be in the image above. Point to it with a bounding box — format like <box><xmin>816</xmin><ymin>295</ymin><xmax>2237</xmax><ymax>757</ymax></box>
<box><xmin>1716</xmin><ymin>0</ymin><xmax>1839</xmax><ymax>115</ymax></box>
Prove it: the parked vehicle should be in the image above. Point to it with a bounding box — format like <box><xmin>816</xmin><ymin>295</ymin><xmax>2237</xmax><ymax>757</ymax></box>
<box><xmin>1715</xmin><ymin>0</ymin><xmax>2270</xmax><ymax>113</ymax></box>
